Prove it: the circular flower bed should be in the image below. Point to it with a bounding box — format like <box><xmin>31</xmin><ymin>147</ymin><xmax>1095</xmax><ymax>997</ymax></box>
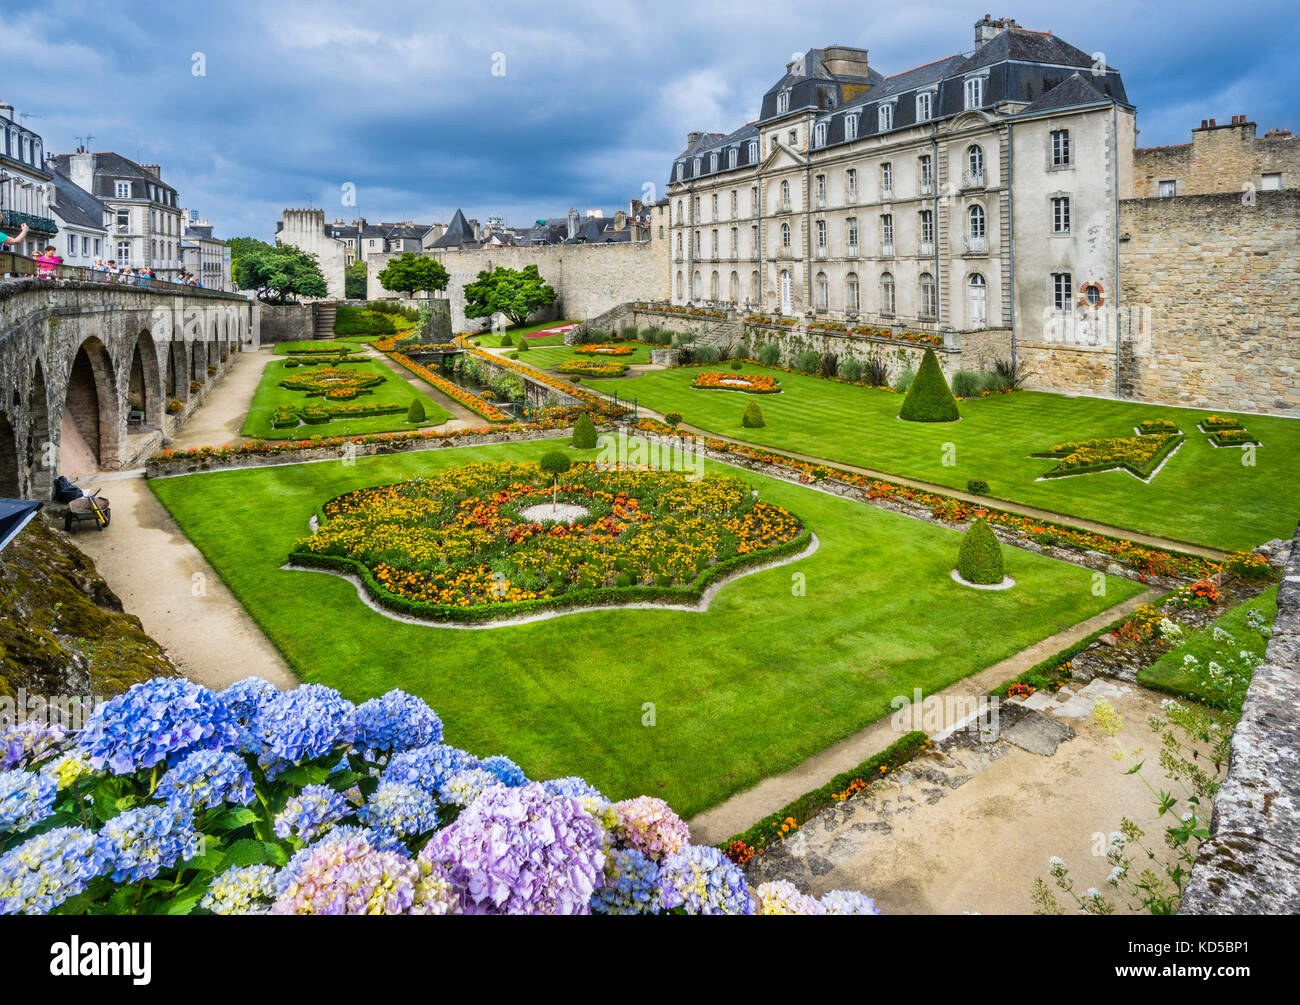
<box><xmin>279</xmin><ymin>367</ymin><xmax>385</xmax><ymax>397</ymax></box>
<box><xmin>290</xmin><ymin>460</ymin><xmax>808</xmax><ymax>622</ymax></box>
<box><xmin>691</xmin><ymin>371</ymin><xmax>783</xmax><ymax>394</ymax></box>
<box><xmin>555</xmin><ymin>359</ymin><xmax>630</xmax><ymax>378</ymax></box>
<box><xmin>575</xmin><ymin>344</ymin><xmax>634</xmax><ymax>356</ymax></box>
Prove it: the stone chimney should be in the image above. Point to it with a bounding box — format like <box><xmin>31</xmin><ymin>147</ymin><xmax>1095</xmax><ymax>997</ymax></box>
<box><xmin>686</xmin><ymin>131</ymin><xmax>703</xmax><ymax>147</ymax></box>
<box><xmin>69</xmin><ymin>151</ymin><xmax>95</xmax><ymax>194</ymax></box>
<box><xmin>0</xmin><ymin>100</ymin><xmax>13</xmax><ymax>122</ymax></box>
<box><xmin>823</xmin><ymin>45</ymin><xmax>871</xmax><ymax>78</ymax></box>
<box><xmin>566</xmin><ymin>208</ymin><xmax>580</xmax><ymax>239</ymax></box>
<box><xmin>614</xmin><ymin>210</ymin><xmax>627</xmax><ymax>230</ymax></box>
<box><xmin>975</xmin><ymin>15</ymin><xmax>1018</xmax><ymax>48</ymax></box>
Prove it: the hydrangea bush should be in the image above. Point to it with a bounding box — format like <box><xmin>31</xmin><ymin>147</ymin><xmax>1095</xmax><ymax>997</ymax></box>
<box><xmin>0</xmin><ymin>677</ymin><xmax>879</xmax><ymax>915</ymax></box>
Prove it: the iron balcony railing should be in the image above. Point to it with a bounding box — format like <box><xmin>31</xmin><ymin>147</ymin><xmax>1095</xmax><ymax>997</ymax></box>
<box><xmin>1</xmin><ymin>209</ymin><xmax>58</xmax><ymax>235</ymax></box>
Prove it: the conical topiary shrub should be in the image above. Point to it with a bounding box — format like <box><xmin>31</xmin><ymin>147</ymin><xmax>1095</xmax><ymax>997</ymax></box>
<box><xmin>898</xmin><ymin>348</ymin><xmax>960</xmax><ymax>422</ymax></box>
<box><xmin>957</xmin><ymin>518</ymin><xmax>1005</xmax><ymax>585</ymax></box>
<box><xmin>407</xmin><ymin>399</ymin><xmax>426</xmax><ymax>423</ymax></box>
<box><xmin>742</xmin><ymin>401</ymin><xmax>765</xmax><ymax>428</ymax></box>
<box><xmin>572</xmin><ymin>412</ymin><xmax>597</xmax><ymax>449</ymax></box>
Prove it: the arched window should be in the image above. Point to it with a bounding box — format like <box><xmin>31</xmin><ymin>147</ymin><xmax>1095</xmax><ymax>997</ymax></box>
<box><xmin>750</xmin><ymin>271</ymin><xmax>760</xmax><ymax>304</ymax></box>
<box><xmin>846</xmin><ymin>272</ymin><xmax>860</xmax><ymax>311</ymax></box>
<box><xmin>967</xmin><ymin>145</ymin><xmax>984</xmax><ymax>184</ymax></box>
<box><xmin>747</xmin><ymin>140</ymin><xmax>758</xmax><ymax>162</ymax></box>
<box><xmin>780</xmin><ymin>179</ymin><xmax>790</xmax><ymax>208</ymax></box>
<box><xmin>676</xmin><ymin>163</ymin><xmax>684</xmax><ymax>181</ymax></box>
<box><xmin>845</xmin><ymin>114</ymin><xmax>858</xmax><ymax>141</ymax></box>
<box><xmin>814</xmin><ymin>122</ymin><xmax>827</xmax><ymax>147</ymax></box>
<box><xmin>709</xmin><ymin>153</ymin><xmax>718</xmax><ymax>172</ymax></box>
<box><xmin>728</xmin><ymin>148</ymin><xmax>737</xmax><ymax>169</ymax></box>
<box><xmin>780</xmin><ymin>222</ymin><xmax>791</xmax><ymax>248</ymax></box>
<box><xmin>676</xmin><ymin>199</ymin><xmax>683</xmax><ymax>223</ymax></box>
<box><xmin>710</xmin><ymin>271</ymin><xmax>720</xmax><ymax>300</ymax></box>
<box><xmin>692</xmin><ymin>270</ymin><xmax>702</xmax><ymax>299</ymax></box>
<box><xmin>815</xmin><ymin>271</ymin><xmax>828</xmax><ymax>311</ymax></box>
<box><xmin>968</xmin><ymin>204</ymin><xmax>985</xmax><ymax>238</ymax></box>
<box><xmin>968</xmin><ymin>273</ymin><xmax>987</xmax><ymax>328</ymax></box>
<box><xmin>776</xmin><ymin>91</ymin><xmax>790</xmax><ymax>114</ymax></box>
<box><xmin>881</xmin><ymin>272</ymin><xmax>896</xmax><ymax>316</ymax></box>
<box><xmin>920</xmin><ymin>272</ymin><xmax>937</xmax><ymax>319</ymax></box>
<box><xmin>676</xmin><ymin>270</ymin><xmax>683</xmax><ymax>299</ymax></box>
<box><xmin>729</xmin><ymin>271</ymin><xmax>739</xmax><ymax>302</ymax></box>
<box><xmin>878</xmin><ymin>103</ymin><xmax>894</xmax><ymax>131</ymax></box>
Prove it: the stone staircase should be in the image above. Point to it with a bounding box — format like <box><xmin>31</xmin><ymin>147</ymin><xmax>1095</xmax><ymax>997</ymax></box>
<box><xmin>312</xmin><ymin>302</ymin><xmax>338</xmax><ymax>339</ymax></box>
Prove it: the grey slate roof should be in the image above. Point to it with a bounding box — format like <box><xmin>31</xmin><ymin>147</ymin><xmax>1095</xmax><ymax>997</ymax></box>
<box><xmin>1012</xmin><ymin>71</ymin><xmax>1111</xmax><ymax>117</ymax></box>
<box><xmin>48</xmin><ymin>152</ymin><xmax>178</xmax><ymax>203</ymax></box>
<box><xmin>47</xmin><ymin>168</ymin><xmax>106</xmax><ymax>231</ymax></box>
<box><xmin>430</xmin><ymin>208</ymin><xmax>477</xmax><ymax>248</ymax></box>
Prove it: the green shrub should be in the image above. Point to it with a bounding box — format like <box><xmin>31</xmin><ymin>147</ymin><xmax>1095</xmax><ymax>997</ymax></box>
<box><xmin>898</xmin><ymin>349</ymin><xmax>959</xmax><ymax>422</ymax></box>
<box><xmin>757</xmin><ymin>343</ymin><xmax>782</xmax><ymax>367</ymax></box>
<box><xmin>515</xmin><ymin>336</ymin><xmax>530</xmax><ymax>351</ymax></box>
<box><xmin>620</xmin><ymin>325</ymin><xmax>639</xmax><ymax>340</ymax></box>
<box><xmin>695</xmin><ymin>346</ymin><xmax>719</xmax><ymax>365</ymax></box>
<box><xmin>730</xmin><ymin>359</ymin><xmax>743</xmax><ymax>372</ymax></box>
<box><xmin>866</xmin><ymin>356</ymin><xmax>888</xmax><ymax>387</ymax></box>
<box><xmin>951</xmin><ymin>370</ymin><xmax>982</xmax><ymax>398</ymax></box>
<box><xmin>820</xmin><ymin>352</ymin><xmax>838</xmax><ymax>377</ymax></box>
<box><xmin>837</xmin><ymin>357</ymin><xmax>864</xmax><ymax>383</ymax></box>
<box><xmin>893</xmin><ymin>365</ymin><xmax>915</xmax><ymax>393</ymax></box>
<box><xmin>982</xmin><ymin>371</ymin><xmax>1009</xmax><ymax>393</ymax></box>
<box><xmin>572</xmin><ymin>413</ymin><xmax>598</xmax><ymax>449</ymax></box>
<box><xmin>640</xmin><ymin>327</ymin><xmax>657</xmax><ymax>341</ymax></box>
<box><xmin>664</xmin><ymin>412</ymin><xmax>684</xmax><ymax>428</ymax></box>
<box><xmin>406</xmin><ymin>399</ymin><xmax>425</xmax><ymax>423</ymax></box>
<box><xmin>966</xmin><ymin>478</ymin><xmax>989</xmax><ymax>495</ymax></box>
<box><xmin>957</xmin><ymin>518</ymin><xmax>1005</xmax><ymax>585</ymax></box>
<box><xmin>538</xmin><ymin>451</ymin><xmax>572</xmax><ymax>478</ymax></box>
<box><xmin>742</xmin><ymin>401</ymin><xmax>765</xmax><ymax>428</ymax></box>
<box><xmin>793</xmin><ymin>349</ymin><xmax>821</xmax><ymax>374</ymax></box>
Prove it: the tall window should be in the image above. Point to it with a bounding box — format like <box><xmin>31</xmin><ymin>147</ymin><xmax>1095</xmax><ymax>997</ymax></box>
<box><xmin>115</xmin><ymin>180</ymin><xmax>131</xmax><ymax>198</ymax></box>
<box><xmin>846</xmin><ymin>272</ymin><xmax>860</xmax><ymax>311</ymax></box>
<box><xmin>920</xmin><ymin>210</ymin><xmax>934</xmax><ymax>248</ymax></box>
<box><xmin>780</xmin><ymin>222</ymin><xmax>791</xmax><ymax>248</ymax></box>
<box><xmin>730</xmin><ymin>227</ymin><xmax>738</xmax><ymax>255</ymax></box>
<box><xmin>816</xmin><ymin>219</ymin><xmax>827</xmax><ymax>252</ymax></box>
<box><xmin>920</xmin><ymin>272</ymin><xmax>937</xmax><ymax>318</ymax></box>
<box><xmin>676</xmin><ymin>200</ymin><xmax>683</xmax><ymax>223</ymax></box>
<box><xmin>730</xmin><ymin>271</ymin><xmax>739</xmax><ymax>302</ymax></box>
<box><xmin>919</xmin><ymin>154</ymin><xmax>932</xmax><ymax>192</ymax></box>
<box><xmin>881</xmin><ymin>213</ymin><xmax>894</xmax><ymax>250</ymax></box>
<box><xmin>815</xmin><ymin>174</ymin><xmax>826</xmax><ymax>205</ymax></box>
<box><xmin>117</xmin><ymin>240</ymin><xmax>131</xmax><ymax>262</ymax></box>
<box><xmin>675</xmin><ymin>233</ymin><xmax>683</xmax><ymax>258</ymax></box>
<box><xmin>845</xmin><ymin>114</ymin><xmax>858</xmax><ymax>141</ymax></box>
<box><xmin>693</xmin><ymin>195</ymin><xmax>700</xmax><ymax>217</ymax></box>
<box><xmin>728</xmin><ymin>148</ymin><xmax>738</xmax><ymax>169</ymax></box>
<box><xmin>751</xmin><ymin>271</ymin><xmax>760</xmax><ymax>303</ymax></box>
<box><xmin>916</xmin><ymin>92</ymin><xmax>933</xmax><ymax>122</ymax></box>
<box><xmin>846</xmin><ymin>168</ymin><xmax>858</xmax><ymax>199</ymax></box>
<box><xmin>815</xmin><ymin>271</ymin><xmax>828</xmax><ymax>311</ymax></box>
<box><xmin>1052</xmin><ymin>272</ymin><xmax>1072</xmax><ymax>311</ymax></box>
<box><xmin>964</xmin><ymin>76</ymin><xmax>984</xmax><ymax>109</ymax></box>
<box><xmin>846</xmin><ymin>217</ymin><xmax>859</xmax><ymax>253</ymax></box>
<box><xmin>881</xmin><ymin>272</ymin><xmax>896</xmax><ymax>315</ymax></box>
<box><xmin>750</xmin><ymin>186</ymin><xmax>759</xmax><ymax>214</ymax></box>
<box><xmin>748</xmin><ymin>140</ymin><xmax>758</xmax><ymax>161</ymax></box>
<box><xmin>711</xmin><ymin>193</ymin><xmax>718</xmax><ymax>218</ymax></box>
<box><xmin>776</xmin><ymin>91</ymin><xmax>790</xmax><ymax>114</ymax></box>
<box><xmin>1051</xmin><ymin>129</ymin><xmax>1071</xmax><ymax>166</ymax></box>
<box><xmin>968</xmin><ymin>145</ymin><xmax>984</xmax><ymax>183</ymax></box>
<box><xmin>676</xmin><ymin>270</ymin><xmax>683</xmax><ymax>299</ymax></box>
<box><xmin>814</xmin><ymin>122</ymin><xmax>827</xmax><ymax>147</ymax></box>
<box><xmin>878</xmin><ymin>103</ymin><xmax>894</xmax><ymax>131</ymax></box>
<box><xmin>730</xmin><ymin>190</ymin><xmax>738</xmax><ymax>217</ymax></box>
<box><xmin>709</xmin><ymin>153</ymin><xmax>718</xmax><ymax>172</ymax></box>
<box><xmin>751</xmin><ymin>225</ymin><xmax>759</xmax><ymax>257</ymax></box>
<box><xmin>711</xmin><ymin>271</ymin><xmax>720</xmax><ymax>299</ymax></box>
<box><xmin>711</xmin><ymin>229</ymin><xmax>718</xmax><ymax>257</ymax></box>
<box><xmin>780</xmin><ymin>179</ymin><xmax>790</xmax><ymax>210</ymax></box>
<box><xmin>968</xmin><ymin>205</ymin><xmax>985</xmax><ymax>239</ymax></box>
<box><xmin>694</xmin><ymin>231</ymin><xmax>700</xmax><ymax>255</ymax></box>
<box><xmin>1052</xmin><ymin>197</ymin><xmax>1070</xmax><ymax>234</ymax></box>
<box><xmin>881</xmin><ymin>162</ymin><xmax>893</xmax><ymax>195</ymax></box>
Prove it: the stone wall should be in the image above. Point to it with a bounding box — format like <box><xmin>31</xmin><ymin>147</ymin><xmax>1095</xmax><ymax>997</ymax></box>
<box><xmin>367</xmin><ymin>242</ymin><xmax>669</xmax><ymax>333</ymax></box>
<box><xmin>1180</xmin><ymin>523</ymin><xmax>1300</xmax><ymax>914</ymax></box>
<box><xmin>277</xmin><ymin>209</ymin><xmax>349</xmax><ymax>300</ymax></box>
<box><xmin>1132</xmin><ymin>119</ymin><xmax>1300</xmax><ymax>198</ymax></box>
<box><xmin>252</xmin><ymin>303</ymin><xmax>314</xmax><ymax>344</ymax></box>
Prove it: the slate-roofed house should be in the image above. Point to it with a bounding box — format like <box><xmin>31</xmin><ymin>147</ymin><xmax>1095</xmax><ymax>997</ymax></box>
<box><xmin>430</xmin><ymin>209</ymin><xmax>479</xmax><ymax>250</ymax></box>
<box><xmin>667</xmin><ymin>15</ymin><xmax>1136</xmax><ymax>345</ymax></box>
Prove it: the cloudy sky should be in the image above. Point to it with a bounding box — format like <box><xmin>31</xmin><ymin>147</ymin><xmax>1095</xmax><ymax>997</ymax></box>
<box><xmin>2</xmin><ymin>0</ymin><xmax>1296</xmax><ymax>240</ymax></box>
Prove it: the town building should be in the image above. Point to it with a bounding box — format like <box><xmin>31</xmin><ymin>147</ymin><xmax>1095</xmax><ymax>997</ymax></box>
<box><xmin>47</xmin><ymin>166</ymin><xmax>108</xmax><ymax>268</ymax></box>
<box><xmin>181</xmin><ymin>211</ymin><xmax>232</xmax><ymax>290</ymax></box>
<box><xmin>0</xmin><ymin>99</ymin><xmax>57</xmax><ymax>257</ymax></box>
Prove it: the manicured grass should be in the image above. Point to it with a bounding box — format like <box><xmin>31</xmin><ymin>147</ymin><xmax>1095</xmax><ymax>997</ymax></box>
<box><xmin>240</xmin><ymin>355</ymin><xmax>452</xmax><ymax>440</ymax></box>
<box><xmin>150</xmin><ymin>440</ymin><xmax>1141</xmax><ymax>816</ymax></box>
<box><xmin>593</xmin><ymin>362</ymin><xmax>1300</xmax><ymax>551</ymax></box>
<box><xmin>514</xmin><ymin>343</ymin><xmax>655</xmax><ymax>370</ymax></box>
<box><xmin>1138</xmin><ymin>586</ymin><xmax>1277</xmax><ymax>707</ymax></box>
<box><xmin>271</xmin><ymin>340</ymin><xmax>363</xmax><ymax>355</ymax></box>
<box><xmin>475</xmin><ymin>320</ymin><xmax>576</xmax><ymax>347</ymax></box>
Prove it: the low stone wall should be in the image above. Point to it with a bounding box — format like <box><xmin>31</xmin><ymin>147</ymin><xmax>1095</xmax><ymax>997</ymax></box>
<box><xmin>254</xmin><ymin>303</ymin><xmax>314</xmax><ymax>344</ymax></box>
<box><xmin>1180</xmin><ymin>521</ymin><xmax>1300</xmax><ymax>914</ymax></box>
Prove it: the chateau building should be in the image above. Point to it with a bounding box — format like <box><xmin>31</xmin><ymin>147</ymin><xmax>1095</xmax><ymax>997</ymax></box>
<box><xmin>667</xmin><ymin>17</ymin><xmax>1134</xmax><ymax>342</ymax></box>
<box><xmin>0</xmin><ymin>99</ymin><xmax>57</xmax><ymax>257</ymax></box>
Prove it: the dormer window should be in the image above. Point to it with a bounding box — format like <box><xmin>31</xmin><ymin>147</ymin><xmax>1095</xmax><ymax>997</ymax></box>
<box><xmin>709</xmin><ymin>153</ymin><xmax>718</xmax><ymax>172</ymax></box>
<box><xmin>747</xmin><ymin>140</ymin><xmax>759</xmax><ymax>161</ymax></box>
<box><xmin>693</xmin><ymin>158</ymin><xmax>701</xmax><ymax>175</ymax></box>
<box><xmin>878</xmin><ymin>103</ymin><xmax>894</xmax><ymax>131</ymax></box>
<box><xmin>776</xmin><ymin>90</ymin><xmax>790</xmax><ymax>115</ymax></box>
<box><xmin>814</xmin><ymin>122</ymin><xmax>827</xmax><ymax>147</ymax></box>
<box><xmin>916</xmin><ymin>92</ymin><xmax>934</xmax><ymax>122</ymax></box>
<box><xmin>845</xmin><ymin>114</ymin><xmax>858</xmax><ymax>141</ymax></box>
<box><xmin>676</xmin><ymin>163</ymin><xmax>684</xmax><ymax>181</ymax></box>
<box><xmin>964</xmin><ymin>76</ymin><xmax>985</xmax><ymax>110</ymax></box>
<box><xmin>727</xmin><ymin>148</ymin><xmax>738</xmax><ymax>169</ymax></box>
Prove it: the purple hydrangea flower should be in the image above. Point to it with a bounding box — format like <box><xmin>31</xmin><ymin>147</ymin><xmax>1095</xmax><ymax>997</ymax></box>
<box><xmin>274</xmin><ymin>784</ymin><xmax>352</xmax><ymax>842</ymax></box>
<box><xmin>77</xmin><ymin>679</ymin><xmax>240</xmax><ymax>775</ymax></box>
<box><xmin>479</xmin><ymin>754</ymin><xmax>528</xmax><ymax>788</ymax></box>
<box><xmin>358</xmin><ymin>781</ymin><xmax>440</xmax><ymax>839</ymax></box>
<box><xmin>313</xmin><ymin>824</ymin><xmax>411</xmax><ymax>857</ymax></box>
<box><xmin>659</xmin><ymin>845</ymin><xmax>753</xmax><ymax>915</ymax></box>
<box><xmin>1</xmin><ymin>720</ymin><xmax>69</xmax><ymax>770</ymax></box>
<box><xmin>422</xmin><ymin>782</ymin><xmax>605</xmax><ymax>915</ymax></box>
<box><xmin>0</xmin><ymin>769</ymin><xmax>57</xmax><ymax>834</ymax></box>
<box><xmin>156</xmin><ymin>749</ymin><xmax>254</xmax><ymax>810</ymax></box>
<box><xmin>820</xmin><ymin>889</ymin><xmax>882</xmax><ymax>915</ymax></box>
<box><xmin>383</xmin><ymin>743</ymin><xmax>478</xmax><ymax>795</ymax></box>
<box><xmin>353</xmin><ymin>690</ymin><xmax>443</xmax><ymax>758</ymax></box>
<box><xmin>755</xmin><ymin>879</ymin><xmax>828</xmax><ymax>915</ymax></box>
<box><xmin>250</xmin><ymin>684</ymin><xmax>355</xmax><ymax>774</ymax></box>
<box><xmin>0</xmin><ymin>826</ymin><xmax>114</xmax><ymax>915</ymax></box>
<box><xmin>591</xmin><ymin>847</ymin><xmax>663</xmax><ymax>915</ymax></box>
<box><xmin>102</xmin><ymin>804</ymin><xmax>201</xmax><ymax>884</ymax></box>
<box><xmin>608</xmin><ymin>796</ymin><xmax>690</xmax><ymax>862</ymax></box>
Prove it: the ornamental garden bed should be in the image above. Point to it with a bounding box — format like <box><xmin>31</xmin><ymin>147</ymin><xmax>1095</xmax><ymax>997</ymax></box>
<box><xmin>690</xmin><ymin>372</ymin><xmax>783</xmax><ymax>394</ymax></box>
<box><xmin>574</xmin><ymin>344</ymin><xmax>635</xmax><ymax>356</ymax></box>
<box><xmin>1031</xmin><ymin>432</ymin><xmax>1184</xmax><ymax>482</ymax></box>
<box><xmin>1197</xmin><ymin>416</ymin><xmax>1261</xmax><ymax>447</ymax></box>
<box><xmin>555</xmin><ymin>359</ymin><xmax>631</xmax><ymax>378</ymax></box>
<box><xmin>288</xmin><ymin>460</ymin><xmax>810</xmax><ymax>624</ymax></box>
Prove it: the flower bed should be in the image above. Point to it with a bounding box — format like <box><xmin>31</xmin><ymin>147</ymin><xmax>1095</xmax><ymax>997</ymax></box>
<box><xmin>1136</xmin><ymin>418</ymin><xmax>1179</xmax><ymax>435</ymax></box>
<box><xmin>386</xmin><ymin>352</ymin><xmax>512</xmax><ymax>423</ymax></box>
<box><xmin>271</xmin><ymin>401</ymin><xmax>408</xmax><ymax>430</ymax></box>
<box><xmin>453</xmin><ymin>334</ymin><xmax>633</xmax><ymax>420</ymax></box>
<box><xmin>690</xmin><ymin>371</ymin><xmax>783</xmax><ymax>394</ymax></box>
<box><xmin>290</xmin><ymin>460</ymin><xmax>808</xmax><ymax>623</ymax></box>
<box><xmin>279</xmin><ymin>367</ymin><xmax>385</xmax><ymax>397</ymax></box>
<box><xmin>1208</xmin><ymin>428</ymin><xmax>1260</xmax><ymax>447</ymax></box>
<box><xmin>555</xmin><ymin>359</ymin><xmax>630</xmax><ymax>378</ymax></box>
<box><xmin>1201</xmin><ymin>414</ymin><xmax>1243</xmax><ymax>430</ymax></box>
<box><xmin>0</xmin><ymin>677</ymin><xmax>876</xmax><ymax>914</ymax></box>
<box><xmin>285</xmin><ymin>345</ymin><xmax>360</xmax><ymax>356</ymax></box>
<box><xmin>1032</xmin><ymin>433</ymin><xmax>1183</xmax><ymax>481</ymax></box>
<box><xmin>574</xmin><ymin>344</ymin><xmax>635</xmax><ymax>356</ymax></box>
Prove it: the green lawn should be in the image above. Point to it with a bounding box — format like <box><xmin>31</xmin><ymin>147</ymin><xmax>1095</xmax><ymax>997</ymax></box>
<box><xmin>150</xmin><ymin>439</ymin><xmax>1141</xmax><ymax>816</ymax></box>
<box><xmin>511</xmin><ymin>343</ymin><xmax>655</xmax><ymax>369</ymax></box>
<box><xmin>271</xmin><ymin>341</ymin><xmax>364</xmax><ymax>355</ymax></box>
<box><xmin>240</xmin><ymin>355</ymin><xmax>452</xmax><ymax>440</ymax></box>
<box><xmin>592</xmin><ymin>362</ymin><xmax>1300</xmax><ymax>551</ymax></box>
<box><xmin>475</xmin><ymin>320</ymin><xmax>577</xmax><ymax>347</ymax></box>
<box><xmin>1138</xmin><ymin>586</ymin><xmax>1277</xmax><ymax>707</ymax></box>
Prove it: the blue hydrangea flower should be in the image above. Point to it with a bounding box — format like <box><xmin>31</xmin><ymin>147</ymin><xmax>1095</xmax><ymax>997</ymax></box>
<box><xmin>102</xmin><ymin>804</ymin><xmax>201</xmax><ymax>884</ymax></box>
<box><xmin>1</xmin><ymin>720</ymin><xmax>69</xmax><ymax>770</ymax></box>
<box><xmin>353</xmin><ymin>690</ymin><xmax>443</xmax><ymax>758</ymax></box>
<box><xmin>0</xmin><ymin>769</ymin><xmax>57</xmax><ymax>834</ymax></box>
<box><xmin>358</xmin><ymin>781</ymin><xmax>440</xmax><ymax>839</ymax></box>
<box><xmin>440</xmin><ymin>767</ymin><xmax>500</xmax><ymax>807</ymax></box>
<box><xmin>820</xmin><ymin>889</ymin><xmax>882</xmax><ymax>915</ymax></box>
<box><xmin>479</xmin><ymin>754</ymin><xmax>527</xmax><ymax>788</ymax></box>
<box><xmin>313</xmin><ymin>823</ymin><xmax>411</xmax><ymax>857</ymax></box>
<box><xmin>0</xmin><ymin>826</ymin><xmax>114</xmax><ymax>915</ymax></box>
<box><xmin>250</xmin><ymin>684</ymin><xmax>355</xmax><ymax>774</ymax></box>
<box><xmin>542</xmin><ymin>776</ymin><xmax>606</xmax><ymax>802</ymax></box>
<box><xmin>156</xmin><ymin>749</ymin><xmax>254</xmax><ymax>810</ymax></box>
<box><xmin>591</xmin><ymin>847</ymin><xmax>663</xmax><ymax>915</ymax></box>
<box><xmin>200</xmin><ymin>864</ymin><xmax>277</xmax><ymax>915</ymax></box>
<box><xmin>274</xmin><ymin>784</ymin><xmax>352</xmax><ymax>842</ymax></box>
<box><xmin>218</xmin><ymin>677</ymin><xmax>281</xmax><ymax>753</ymax></box>
<box><xmin>659</xmin><ymin>845</ymin><xmax>754</xmax><ymax>915</ymax></box>
<box><xmin>383</xmin><ymin>743</ymin><xmax>478</xmax><ymax>795</ymax></box>
<box><xmin>77</xmin><ymin>679</ymin><xmax>240</xmax><ymax>775</ymax></box>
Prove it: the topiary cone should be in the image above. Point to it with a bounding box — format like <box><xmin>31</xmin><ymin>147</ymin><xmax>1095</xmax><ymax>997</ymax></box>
<box><xmin>957</xmin><ymin>518</ymin><xmax>1005</xmax><ymax>585</ymax></box>
<box><xmin>899</xmin><ymin>347</ymin><xmax>960</xmax><ymax>422</ymax></box>
<box><xmin>572</xmin><ymin>412</ymin><xmax>597</xmax><ymax>449</ymax></box>
<box><xmin>407</xmin><ymin>399</ymin><xmax>426</xmax><ymax>423</ymax></box>
<box><xmin>742</xmin><ymin>401</ymin><xmax>765</xmax><ymax>428</ymax></box>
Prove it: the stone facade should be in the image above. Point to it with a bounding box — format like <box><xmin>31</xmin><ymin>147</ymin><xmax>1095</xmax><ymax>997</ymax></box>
<box><xmin>253</xmin><ymin>302</ymin><xmax>314</xmax><ymax>344</ymax></box>
<box><xmin>277</xmin><ymin>208</ymin><xmax>349</xmax><ymax>300</ymax></box>
<box><xmin>1132</xmin><ymin>117</ymin><xmax>1299</xmax><ymax>199</ymax></box>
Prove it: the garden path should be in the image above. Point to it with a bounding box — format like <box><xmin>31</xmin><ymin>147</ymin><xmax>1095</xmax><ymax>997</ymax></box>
<box><xmin>168</xmin><ymin>346</ymin><xmax>278</xmax><ymax>450</ymax></box>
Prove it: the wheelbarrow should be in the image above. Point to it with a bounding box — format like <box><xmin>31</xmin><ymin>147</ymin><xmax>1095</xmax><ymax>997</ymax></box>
<box><xmin>65</xmin><ymin>493</ymin><xmax>110</xmax><ymax>534</ymax></box>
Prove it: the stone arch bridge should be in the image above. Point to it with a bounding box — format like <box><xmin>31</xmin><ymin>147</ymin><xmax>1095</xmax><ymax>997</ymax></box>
<box><xmin>0</xmin><ymin>277</ymin><xmax>255</xmax><ymax>500</ymax></box>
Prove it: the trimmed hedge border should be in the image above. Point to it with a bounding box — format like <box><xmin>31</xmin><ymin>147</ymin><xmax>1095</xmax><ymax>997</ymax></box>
<box><xmin>721</xmin><ymin>730</ymin><xmax>930</xmax><ymax>856</ymax></box>
<box><xmin>287</xmin><ymin>528</ymin><xmax>814</xmax><ymax>626</ymax></box>
<box><xmin>1033</xmin><ymin>433</ymin><xmax>1184</xmax><ymax>482</ymax></box>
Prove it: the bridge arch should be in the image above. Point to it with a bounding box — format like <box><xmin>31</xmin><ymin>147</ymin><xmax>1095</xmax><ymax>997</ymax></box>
<box><xmin>0</xmin><ymin>410</ymin><xmax>18</xmax><ymax>497</ymax></box>
<box><xmin>61</xmin><ymin>336</ymin><xmax>120</xmax><ymax>472</ymax></box>
<box><xmin>166</xmin><ymin>340</ymin><xmax>189</xmax><ymax>403</ymax></box>
<box><xmin>127</xmin><ymin>329</ymin><xmax>165</xmax><ymax>430</ymax></box>
<box><xmin>24</xmin><ymin>361</ymin><xmax>52</xmax><ymax>500</ymax></box>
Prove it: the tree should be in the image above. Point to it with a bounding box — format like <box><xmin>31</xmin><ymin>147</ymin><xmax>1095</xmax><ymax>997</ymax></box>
<box><xmin>742</xmin><ymin>401</ymin><xmax>765</xmax><ymax>428</ymax></box>
<box><xmin>463</xmin><ymin>265</ymin><xmax>557</xmax><ymax>327</ymax></box>
<box><xmin>345</xmin><ymin>260</ymin><xmax>368</xmax><ymax>299</ymax></box>
<box><xmin>235</xmin><ymin>245</ymin><xmax>327</xmax><ymax>304</ymax></box>
<box><xmin>225</xmin><ymin>236</ymin><xmax>274</xmax><ymax>286</ymax></box>
<box><xmin>407</xmin><ymin>399</ymin><xmax>426</xmax><ymax>423</ymax></box>
<box><xmin>898</xmin><ymin>348</ymin><xmax>960</xmax><ymax>422</ymax></box>
<box><xmin>572</xmin><ymin>413</ymin><xmax>597</xmax><ymax>449</ymax></box>
<box><xmin>377</xmin><ymin>253</ymin><xmax>450</xmax><ymax>298</ymax></box>
<box><xmin>957</xmin><ymin>518</ymin><xmax>1005</xmax><ymax>585</ymax></box>
<box><xmin>537</xmin><ymin>451</ymin><xmax>572</xmax><ymax>517</ymax></box>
